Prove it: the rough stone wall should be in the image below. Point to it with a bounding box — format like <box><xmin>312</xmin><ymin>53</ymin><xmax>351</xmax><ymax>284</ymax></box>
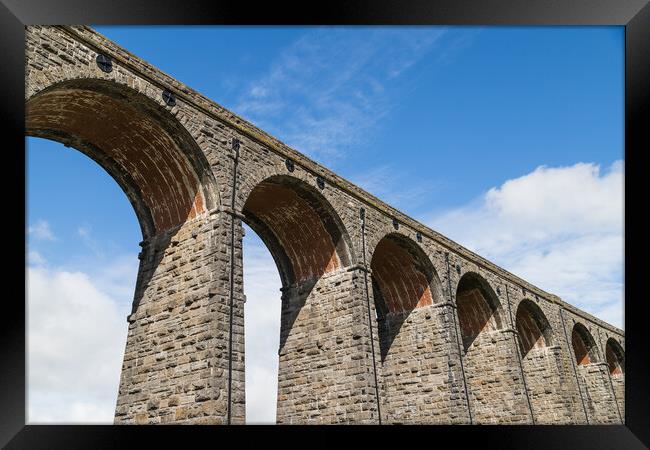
<box><xmin>25</xmin><ymin>25</ymin><xmax>625</xmax><ymax>425</ymax></box>
<box><xmin>227</xmin><ymin>218</ymin><xmax>247</xmax><ymax>424</ymax></box>
<box><xmin>360</xmin><ymin>219</ymin><xmax>471</xmax><ymax>425</ymax></box>
<box><xmin>447</xmin><ymin>265</ymin><xmax>530</xmax><ymax>424</ymax></box>
<box><xmin>578</xmin><ymin>363</ymin><xmax>621</xmax><ymax>424</ymax></box>
<box><xmin>610</xmin><ymin>374</ymin><xmax>625</xmax><ymax>418</ymax></box>
<box><xmin>376</xmin><ymin>306</ymin><xmax>461</xmax><ymax>424</ymax></box>
<box><xmin>26</xmin><ymin>25</ymin><xmax>234</xmax><ymax>425</ymax></box>
<box><xmin>114</xmin><ymin>214</ymin><xmax>232</xmax><ymax>424</ymax></box>
<box><xmin>228</xmin><ymin>121</ymin><xmax>380</xmax><ymax>424</ymax></box>
<box><xmin>520</xmin><ymin>346</ymin><xmax>576</xmax><ymax>424</ymax></box>
<box><xmin>602</xmin><ymin>333</ymin><xmax>625</xmax><ymax>419</ymax></box>
<box><xmin>559</xmin><ymin>311</ymin><xmax>623</xmax><ymax>424</ymax></box>
<box><xmin>505</xmin><ymin>293</ymin><xmax>584</xmax><ymax>424</ymax></box>
<box><xmin>463</xmin><ymin>330</ymin><xmax>531</xmax><ymax>423</ymax></box>
<box><xmin>276</xmin><ymin>269</ymin><xmax>378</xmax><ymax>424</ymax></box>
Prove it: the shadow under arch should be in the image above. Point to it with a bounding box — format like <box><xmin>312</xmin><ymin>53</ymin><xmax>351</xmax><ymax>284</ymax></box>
<box><xmin>25</xmin><ymin>77</ymin><xmax>220</xmax><ymax>314</ymax></box>
<box><xmin>369</xmin><ymin>232</ymin><xmax>443</xmax><ymax>362</ymax></box>
<box><xmin>572</xmin><ymin>323</ymin><xmax>601</xmax><ymax>365</ymax></box>
<box><xmin>606</xmin><ymin>338</ymin><xmax>625</xmax><ymax>376</ymax></box>
<box><xmin>455</xmin><ymin>272</ymin><xmax>503</xmax><ymax>352</ymax></box>
<box><xmin>241</xmin><ymin>174</ymin><xmax>353</xmax><ymax>350</ymax></box>
<box><xmin>515</xmin><ymin>299</ymin><xmax>553</xmax><ymax>357</ymax></box>
<box><xmin>26</xmin><ymin>78</ymin><xmax>219</xmax><ymax>239</ymax></box>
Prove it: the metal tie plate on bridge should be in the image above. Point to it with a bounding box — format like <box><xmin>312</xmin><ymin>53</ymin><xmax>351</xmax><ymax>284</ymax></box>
<box><xmin>162</xmin><ymin>90</ymin><xmax>176</xmax><ymax>107</ymax></box>
<box><xmin>95</xmin><ymin>54</ymin><xmax>113</xmax><ymax>73</ymax></box>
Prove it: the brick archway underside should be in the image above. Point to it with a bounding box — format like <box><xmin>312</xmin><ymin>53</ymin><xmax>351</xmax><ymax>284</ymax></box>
<box><xmin>515</xmin><ymin>301</ymin><xmax>549</xmax><ymax>356</ymax></box>
<box><xmin>456</xmin><ymin>276</ymin><xmax>499</xmax><ymax>351</ymax></box>
<box><xmin>606</xmin><ymin>340</ymin><xmax>624</xmax><ymax>376</ymax></box>
<box><xmin>370</xmin><ymin>236</ymin><xmax>433</xmax><ymax>314</ymax></box>
<box><xmin>243</xmin><ymin>178</ymin><xmax>348</xmax><ymax>286</ymax></box>
<box><xmin>572</xmin><ymin>326</ymin><xmax>597</xmax><ymax>366</ymax></box>
<box><xmin>26</xmin><ymin>82</ymin><xmax>210</xmax><ymax>236</ymax></box>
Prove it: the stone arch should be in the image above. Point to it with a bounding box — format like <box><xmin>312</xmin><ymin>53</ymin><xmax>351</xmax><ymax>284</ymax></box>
<box><xmin>514</xmin><ymin>299</ymin><xmax>573</xmax><ymax>423</ymax></box>
<box><xmin>240</xmin><ymin>174</ymin><xmax>368</xmax><ymax>423</ymax></box>
<box><xmin>455</xmin><ymin>271</ymin><xmax>503</xmax><ymax>351</ymax></box>
<box><xmin>515</xmin><ymin>299</ymin><xmax>553</xmax><ymax>357</ymax></box>
<box><xmin>368</xmin><ymin>232</ymin><xmax>446</xmax><ymax>423</ymax></box>
<box><xmin>571</xmin><ymin>324</ymin><xmax>622</xmax><ymax>423</ymax></box>
<box><xmin>25</xmin><ymin>68</ymin><xmax>223</xmax><ymax>424</ymax></box>
<box><xmin>242</xmin><ymin>174</ymin><xmax>353</xmax><ymax>289</ymax></box>
<box><xmin>572</xmin><ymin>323</ymin><xmax>600</xmax><ymax>365</ymax></box>
<box><xmin>605</xmin><ymin>338</ymin><xmax>624</xmax><ymax>377</ymax></box>
<box><xmin>369</xmin><ymin>232</ymin><xmax>443</xmax><ymax>357</ymax></box>
<box><xmin>26</xmin><ymin>78</ymin><xmax>219</xmax><ymax>239</ymax></box>
<box><xmin>371</xmin><ymin>233</ymin><xmax>443</xmax><ymax>308</ymax></box>
<box><xmin>605</xmin><ymin>337</ymin><xmax>625</xmax><ymax>418</ymax></box>
<box><xmin>241</xmin><ymin>173</ymin><xmax>355</xmax><ymax>377</ymax></box>
<box><xmin>455</xmin><ymin>272</ymin><xmax>529</xmax><ymax>423</ymax></box>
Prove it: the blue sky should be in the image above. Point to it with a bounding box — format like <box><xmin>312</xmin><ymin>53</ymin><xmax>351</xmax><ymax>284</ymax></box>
<box><xmin>26</xmin><ymin>26</ymin><xmax>624</xmax><ymax>424</ymax></box>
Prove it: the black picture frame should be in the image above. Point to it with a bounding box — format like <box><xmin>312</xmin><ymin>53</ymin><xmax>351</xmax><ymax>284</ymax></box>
<box><xmin>2</xmin><ymin>0</ymin><xmax>648</xmax><ymax>447</ymax></box>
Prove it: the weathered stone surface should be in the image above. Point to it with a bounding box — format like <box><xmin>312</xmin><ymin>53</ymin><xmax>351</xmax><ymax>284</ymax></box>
<box><xmin>25</xmin><ymin>25</ymin><xmax>624</xmax><ymax>425</ymax></box>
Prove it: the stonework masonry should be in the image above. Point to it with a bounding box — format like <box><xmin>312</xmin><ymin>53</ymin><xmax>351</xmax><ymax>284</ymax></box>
<box><xmin>25</xmin><ymin>25</ymin><xmax>625</xmax><ymax>425</ymax></box>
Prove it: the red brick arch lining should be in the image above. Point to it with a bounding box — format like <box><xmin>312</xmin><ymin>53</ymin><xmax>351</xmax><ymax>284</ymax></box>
<box><xmin>25</xmin><ymin>79</ymin><xmax>217</xmax><ymax>238</ymax></box>
<box><xmin>515</xmin><ymin>299</ymin><xmax>553</xmax><ymax>357</ymax></box>
<box><xmin>243</xmin><ymin>176</ymin><xmax>351</xmax><ymax>286</ymax></box>
<box><xmin>605</xmin><ymin>338</ymin><xmax>625</xmax><ymax>376</ymax></box>
<box><xmin>572</xmin><ymin>323</ymin><xmax>599</xmax><ymax>366</ymax></box>
<box><xmin>456</xmin><ymin>272</ymin><xmax>502</xmax><ymax>351</ymax></box>
<box><xmin>370</xmin><ymin>234</ymin><xmax>436</xmax><ymax>315</ymax></box>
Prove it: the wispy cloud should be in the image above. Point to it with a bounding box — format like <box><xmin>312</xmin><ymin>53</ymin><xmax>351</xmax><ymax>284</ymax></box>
<box><xmin>429</xmin><ymin>160</ymin><xmax>624</xmax><ymax>328</ymax></box>
<box><xmin>77</xmin><ymin>225</ymin><xmax>104</xmax><ymax>258</ymax></box>
<box><xmin>349</xmin><ymin>164</ymin><xmax>446</xmax><ymax>214</ymax></box>
<box><xmin>28</xmin><ymin>220</ymin><xmax>56</xmax><ymax>242</ymax></box>
<box><xmin>235</xmin><ymin>28</ymin><xmax>451</xmax><ymax>164</ymax></box>
<box><xmin>27</xmin><ymin>250</ymin><xmax>47</xmax><ymax>267</ymax></box>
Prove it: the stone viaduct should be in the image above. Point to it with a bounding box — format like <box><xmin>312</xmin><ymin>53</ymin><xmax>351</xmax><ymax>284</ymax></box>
<box><xmin>25</xmin><ymin>26</ymin><xmax>625</xmax><ymax>425</ymax></box>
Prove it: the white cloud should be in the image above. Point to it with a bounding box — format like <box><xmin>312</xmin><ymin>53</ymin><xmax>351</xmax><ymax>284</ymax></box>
<box><xmin>28</xmin><ymin>220</ymin><xmax>56</xmax><ymax>241</ymax></box>
<box><xmin>27</xmin><ymin>225</ymin><xmax>279</xmax><ymax>424</ymax></box>
<box><xmin>27</xmin><ymin>217</ymin><xmax>142</xmax><ymax>423</ymax></box>
<box><xmin>245</xmin><ymin>364</ymin><xmax>280</xmax><ymax>424</ymax></box>
<box><xmin>243</xmin><ymin>225</ymin><xmax>282</xmax><ymax>424</ymax></box>
<box><xmin>27</xmin><ymin>264</ymin><xmax>132</xmax><ymax>423</ymax></box>
<box><xmin>429</xmin><ymin>160</ymin><xmax>624</xmax><ymax>329</ymax></box>
<box><xmin>27</xmin><ymin>394</ymin><xmax>121</xmax><ymax>424</ymax></box>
